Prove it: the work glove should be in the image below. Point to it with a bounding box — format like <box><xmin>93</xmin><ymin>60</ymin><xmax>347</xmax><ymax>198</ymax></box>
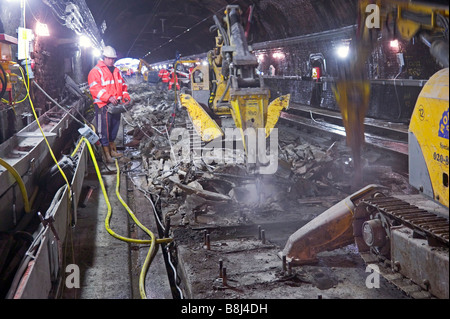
<box><xmin>108</xmin><ymin>96</ymin><xmax>119</xmax><ymax>105</ymax></box>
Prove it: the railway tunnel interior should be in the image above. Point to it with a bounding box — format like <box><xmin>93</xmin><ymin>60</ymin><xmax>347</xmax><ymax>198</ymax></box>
<box><xmin>0</xmin><ymin>0</ymin><xmax>448</xmax><ymax>305</ymax></box>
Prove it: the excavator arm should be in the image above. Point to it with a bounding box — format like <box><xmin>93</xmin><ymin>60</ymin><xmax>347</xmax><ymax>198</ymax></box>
<box><xmin>335</xmin><ymin>0</ymin><xmax>449</xmax><ymax>185</ymax></box>
<box><xmin>179</xmin><ymin>5</ymin><xmax>290</xmax><ymax>161</ymax></box>
<box><xmin>138</xmin><ymin>58</ymin><xmax>152</xmax><ymax>82</ymax></box>
<box><xmin>283</xmin><ymin>0</ymin><xmax>449</xmax><ymax>299</ymax></box>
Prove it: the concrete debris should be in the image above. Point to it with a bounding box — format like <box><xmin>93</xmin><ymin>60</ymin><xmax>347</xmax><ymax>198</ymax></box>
<box><xmin>123</xmin><ymin>82</ymin><xmax>415</xmax><ymax>230</ymax></box>
<box><xmin>119</xmin><ymin>81</ymin><xmax>417</xmax><ymax>300</ymax></box>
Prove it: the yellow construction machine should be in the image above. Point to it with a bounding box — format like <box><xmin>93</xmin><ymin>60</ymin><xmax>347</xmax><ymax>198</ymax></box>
<box><xmin>179</xmin><ymin>5</ymin><xmax>290</xmax><ymax>160</ymax></box>
<box><xmin>138</xmin><ymin>58</ymin><xmax>152</xmax><ymax>82</ymax></box>
<box><xmin>283</xmin><ymin>0</ymin><xmax>449</xmax><ymax>299</ymax></box>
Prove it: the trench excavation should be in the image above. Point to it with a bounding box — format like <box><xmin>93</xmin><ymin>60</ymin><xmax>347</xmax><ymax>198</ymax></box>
<box><xmin>117</xmin><ymin>80</ymin><xmax>419</xmax><ymax>299</ymax></box>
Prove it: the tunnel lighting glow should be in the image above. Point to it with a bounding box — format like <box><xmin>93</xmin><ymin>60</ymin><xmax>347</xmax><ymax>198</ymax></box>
<box><xmin>390</xmin><ymin>39</ymin><xmax>399</xmax><ymax>49</ymax></box>
<box><xmin>79</xmin><ymin>35</ymin><xmax>91</xmax><ymax>48</ymax></box>
<box><xmin>93</xmin><ymin>48</ymin><xmax>101</xmax><ymax>57</ymax></box>
<box><xmin>336</xmin><ymin>45</ymin><xmax>349</xmax><ymax>58</ymax></box>
<box><xmin>272</xmin><ymin>52</ymin><xmax>285</xmax><ymax>59</ymax></box>
<box><xmin>202</xmin><ymin>60</ymin><xmax>209</xmax><ymax>66</ymax></box>
<box><xmin>35</xmin><ymin>22</ymin><xmax>50</xmax><ymax>36</ymax></box>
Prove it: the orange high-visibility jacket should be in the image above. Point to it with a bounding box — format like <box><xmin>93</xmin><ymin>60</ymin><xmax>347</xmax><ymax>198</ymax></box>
<box><xmin>169</xmin><ymin>70</ymin><xmax>180</xmax><ymax>90</ymax></box>
<box><xmin>88</xmin><ymin>60</ymin><xmax>130</xmax><ymax>108</ymax></box>
<box><xmin>158</xmin><ymin>69</ymin><xmax>170</xmax><ymax>83</ymax></box>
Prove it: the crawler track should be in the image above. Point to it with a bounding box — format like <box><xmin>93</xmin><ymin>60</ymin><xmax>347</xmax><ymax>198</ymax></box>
<box><xmin>355</xmin><ymin>196</ymin><xmax>449</xmax><ymax>299</ymax></box>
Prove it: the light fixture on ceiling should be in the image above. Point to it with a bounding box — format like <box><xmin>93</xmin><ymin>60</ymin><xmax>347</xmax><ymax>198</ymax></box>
<box><xmin>36</xmin><ymin>22</ymin><xmax>50</xmax><ymax>36</ymax></box>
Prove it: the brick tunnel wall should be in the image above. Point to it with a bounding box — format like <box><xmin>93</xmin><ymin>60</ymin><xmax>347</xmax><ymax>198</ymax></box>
<box><xmin>255</xmin><ymin>29</ymin><xmax>442</xmax><ymax>123</ymax></box>
<box><xmin>0</xmin><ymin>1</ymin><xmax>87</xmax><ymax>143</ymax></box>
<box><xmin>33</xmin><ymin>36</ymin><xmax>67</xmax><ymax>113</ymax></box>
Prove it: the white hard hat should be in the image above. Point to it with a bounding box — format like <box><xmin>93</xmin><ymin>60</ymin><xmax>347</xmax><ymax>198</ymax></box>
<box><xmin>103</xmin><ymin>46</ymin><xmax>117</xmax><ymax>58</ymax></box>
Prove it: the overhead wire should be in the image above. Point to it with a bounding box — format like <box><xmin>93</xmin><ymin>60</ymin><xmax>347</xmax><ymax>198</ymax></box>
<box><xmin>142</xmin><ymin>0</ymin><xmax>240</xmax><ymax>59</ymax></box>
<box><xmin>126</xmin><ymin>0</ymin><xmax>163</xmax><ymax>57</ymax></box>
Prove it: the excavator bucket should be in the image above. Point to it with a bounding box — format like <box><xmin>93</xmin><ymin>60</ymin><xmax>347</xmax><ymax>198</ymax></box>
<box><xmin>282</xmin><ymin>185</ymin><xmax>383</xmax><ymax>264</ymax></box>
<box><xmin>265</xmin><ymin>94</ymin><xmax>291</xmax><ymax>137</ymax></box>
<box><xmin>179</xmin><ymin>93</ymin><xmax>224</xmax><ymax>142</ymax></box>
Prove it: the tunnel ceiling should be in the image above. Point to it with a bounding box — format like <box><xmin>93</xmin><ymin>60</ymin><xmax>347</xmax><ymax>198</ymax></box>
<box><xmin>85</xmin><ymin>0</ymin><xmax>359</xmax><ymax>63</ymax></box>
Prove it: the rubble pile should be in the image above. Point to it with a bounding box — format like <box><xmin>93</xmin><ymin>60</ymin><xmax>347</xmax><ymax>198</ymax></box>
<box><xmin>122</xmin><ymin>81</ymin><xmax>416</xmax><ymax>230</ymax></box>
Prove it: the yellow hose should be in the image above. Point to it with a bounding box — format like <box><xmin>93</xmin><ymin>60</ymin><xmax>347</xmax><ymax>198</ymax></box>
<box><xmin>0</xmin><ymin>158</ymin><xmax>31</xmax><ymax>213</ymax></box>
<box><xmin>21</xmin><ymin>58</ymin><xmax>72</xmax><ymax>200</ymax></box>
<box><xmin>72</xmin><ymin>137</ymin><xmax>172</xmax><ymax>298</ymax></box>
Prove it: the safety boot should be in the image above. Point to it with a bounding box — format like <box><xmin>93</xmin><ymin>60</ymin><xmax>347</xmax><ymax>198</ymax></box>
<box><xmin>102</xmin><ymin>146</ymin><xmax>114</xmax><ymax>164</ymax></box>
<box><xmin>109</xmin><ymin>141</ymin><xmax>123</xmax><ymax>158</ymax></box>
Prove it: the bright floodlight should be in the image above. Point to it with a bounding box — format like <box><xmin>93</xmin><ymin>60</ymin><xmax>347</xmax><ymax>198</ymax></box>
<box><xmin>93</xmin><ymin>48</ymin><xmax>101</xmax><ymax>57</ymax></box>
<box><xmin>79</xmin><ymin>35</ymin><xmax>91</xmax><ymax>48</ymax></box>
<box><xmin>337</xmin><ymin>45</ymin><xmax>349</xmax><ymax>58</ymax></box>
<box><xmin>390</xmin><ymin>39</ymin><xmax>399</xmax><ymax>49</ymax></box>
<box><xmin>36</xmin><ymin>22</ymin><xmax>50</xmax><ymax>36</ymax></box>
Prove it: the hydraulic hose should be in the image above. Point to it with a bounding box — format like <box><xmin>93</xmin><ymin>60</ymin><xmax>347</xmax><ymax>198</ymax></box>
<box><xmin>0</xmin><ymin>64</ymin><xmax>7</xmax><ymax>101</ymax></box>
<box><xmin>2</xmin><ymin>64</ymin><xmax>30</xmax><ymax>106</ymax></box>
<box><xmin>21</xmin><ymin>58</ymin><xmax>72</xmax><ymax>200</ymax></box>
<box><xmin>0</xmin><ymin>158</ymin><xmax>31</xmax><ymax>213</ymax></box>
<box><xmin>71</xmin><ymin>137</ymin><xmax>172</xmax><ymax>299</ymax></box>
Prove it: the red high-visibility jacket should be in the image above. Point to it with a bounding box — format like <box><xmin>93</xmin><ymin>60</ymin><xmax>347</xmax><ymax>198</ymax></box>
<box><xmin>158</xmin><ymin>69</ymin><xmax>170</xmax><ymax>83</ymax></box>
<box><xmin>168</xmin><ymin>70</ymin><xmax>180</xmax><ymax>90</ymax></box>
<box><xmin>88</xmin><ymin>60</ymin><xmax>130</xmax><ymax>108</ymax></box>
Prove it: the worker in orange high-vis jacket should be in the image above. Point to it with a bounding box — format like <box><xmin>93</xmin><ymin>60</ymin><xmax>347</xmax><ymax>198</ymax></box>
<box><xmin>88</xmin><ymin>46</ymin><xmax>131</xmax><ymax>164</ymax></box>
<box><xmin>168</xmin><ymin>68</ymin><xmax>180</xmax><ymax>91</ymax></box>
<box><xmin>158</xmin><ymin>68</ymin><xmax>170</xmax><ymax>90</ymax></box>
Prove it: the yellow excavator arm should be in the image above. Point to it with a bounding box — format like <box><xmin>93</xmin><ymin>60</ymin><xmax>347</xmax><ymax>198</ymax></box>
<box><xmin>179</xmin><ymin>5</ymin><xmax>290</xmax><ymax>158</ymax></box>
<box><xmin>284</xmin><ymin>1</ymin><xmax>449</xmax><ymax>299</ymax></box>
<box><xmin>138</xmin><ymin>58</ymin><xmax>152</xmax><ymax>82</ymax></box>
<box><xmin>334</xmin><ymin>0</ymin><xmax>449</xmax><ymax>184</ymax></box>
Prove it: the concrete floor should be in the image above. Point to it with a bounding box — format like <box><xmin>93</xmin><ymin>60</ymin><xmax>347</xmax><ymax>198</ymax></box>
<box><xmin>61</xmin><ymin>119</ymin><xmax>172</xmax><ymax>299</ymax></box>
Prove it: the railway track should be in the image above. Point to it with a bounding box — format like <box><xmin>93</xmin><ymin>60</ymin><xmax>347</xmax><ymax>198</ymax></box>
<box><xmin>280</xmin><ymin>103</ymin><xmax>409</xmax><ymax>157</ymax></box>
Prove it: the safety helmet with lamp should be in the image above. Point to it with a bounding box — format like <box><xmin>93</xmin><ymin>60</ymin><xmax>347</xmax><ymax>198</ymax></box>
<box><xmin>103</xmin><ymin>46</ymin><xmax>117</xmax><ymax>59</ymax></box>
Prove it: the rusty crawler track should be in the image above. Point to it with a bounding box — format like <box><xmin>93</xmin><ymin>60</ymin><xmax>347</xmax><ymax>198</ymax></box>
<box><xmin>363</xmin><ymin>197</ymin><xmax>449</xmax><ymax>245</ymax></box>
<box><xmin>358</xmin><ymin>196</ymin><xmax>449</xmax><ymax>299</ymax></box>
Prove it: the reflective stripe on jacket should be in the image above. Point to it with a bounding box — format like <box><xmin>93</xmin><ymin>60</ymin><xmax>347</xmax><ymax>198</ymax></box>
<box><xmin>158</xmin><ymin>69</ymin><xmax>170</xmax><ymax>83</ymax></box>
<box><xmin>88</xmin><ymin>60</ymin><xmax>130</xmax><ymax>108</ymax></box>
